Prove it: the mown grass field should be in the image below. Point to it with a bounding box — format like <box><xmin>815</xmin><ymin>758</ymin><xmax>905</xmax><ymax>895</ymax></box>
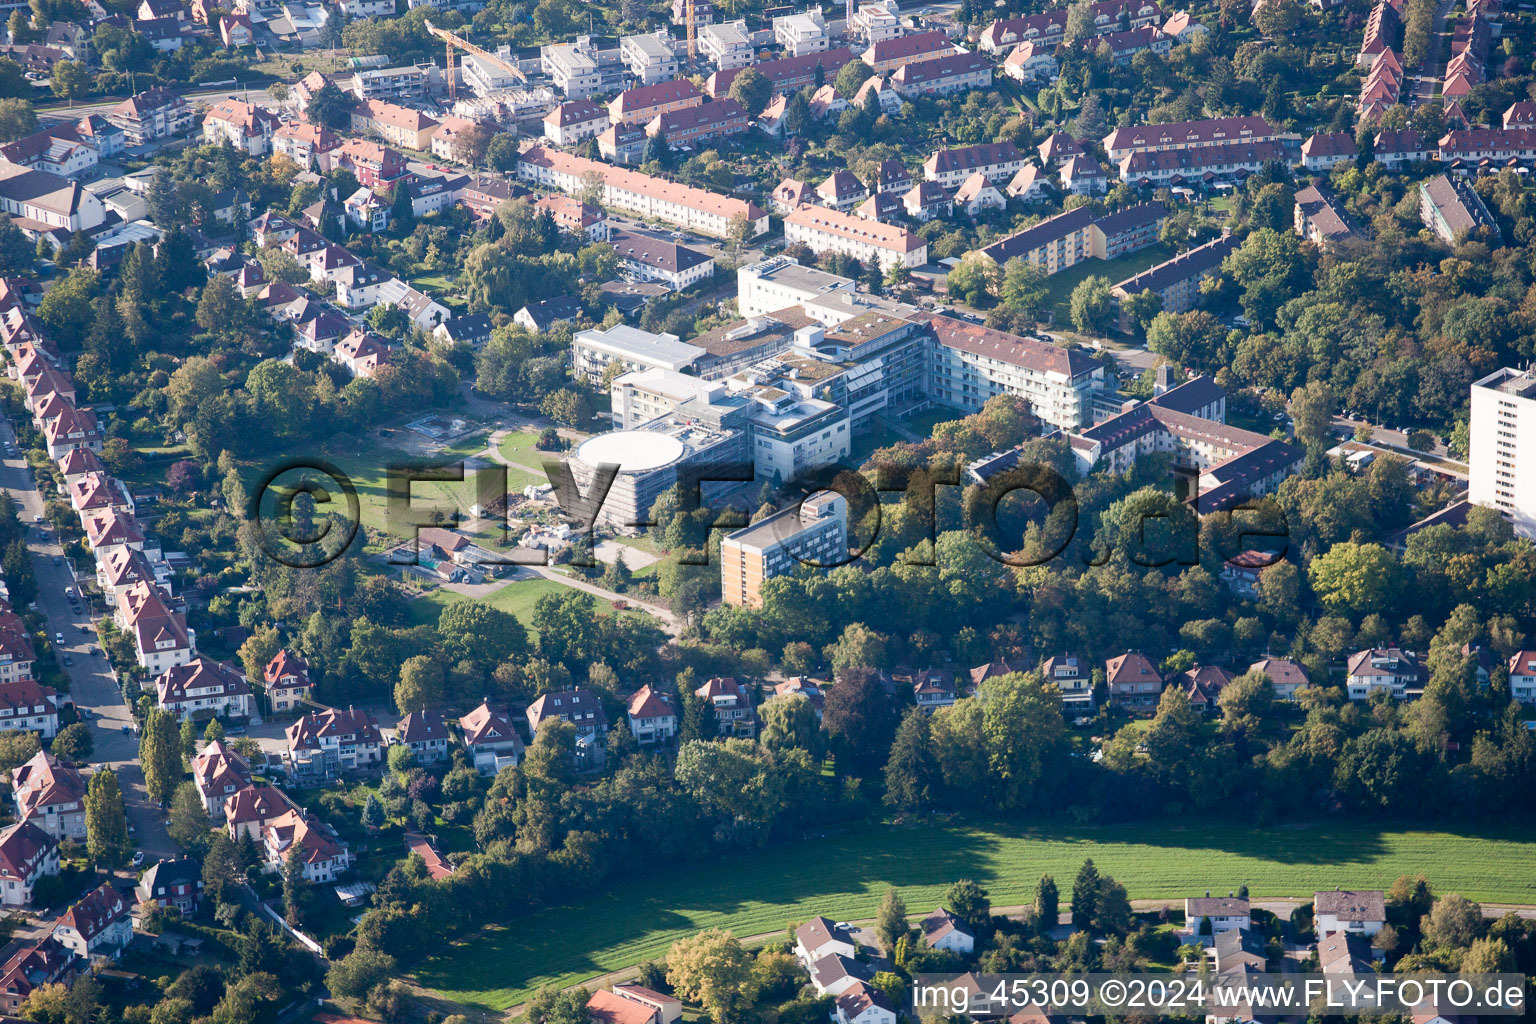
<box><xmin>415</xmin><ymin>820</ymin><xmax>1536</xmax><ymax>1010</ymax></box>
<box><xmin>406</xmin><ymin>577</ymin><xmax>569</xmax><ymax>632</ymax></box>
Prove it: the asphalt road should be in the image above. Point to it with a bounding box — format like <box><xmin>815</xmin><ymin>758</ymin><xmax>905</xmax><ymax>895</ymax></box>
<box><xmin>0</xmin><ymin>418</ymin><xmax>176</xmax><ymax>861</ymax></box>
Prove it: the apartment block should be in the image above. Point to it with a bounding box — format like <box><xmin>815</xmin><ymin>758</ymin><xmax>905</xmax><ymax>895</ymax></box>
<box><xmin>699</xmin><ymin>20</ymin><xmax>754</xmax><ymax>70</ymax></box>
<box><xmin>783</xmin><ymin>204</ymin><xmax>928</xmax><ymax>272</ymax></box>
<box><xmin>774</xmin><ymin>11</ymin><xmax>828</xmax><ymax>56</ymax></box>
<box><xmin>924</xmin><ymin>314</ymin><xmax>1106</xmax><ymax>431</ymax></box>
<box><xmin>621</xmin><ymin>31</ymin><xmax>678</xmax><ymax>85</ymax></box>
<box><xmin>519</xmin><ymin>146</ymin><xmax>769</xmax><ymax>238</ymax></box>
<box><xmin>1110</xmin><ymin>232</ymin><xmax>1236</xmax><ymax>330</ymax></box>
<box><xmin>721</xmin><ymin>493</ymin><xmax>847</xmax><ymax>607</ymax></box>
<box><xmin>1418</xmin><ymin>173</ymin><xmax>1500</xmax><ymax>244</ymax></box>
<box><xmin>1469</xmin><ymin>367</ymin><xmax>1536</xmax><ymax>538</ymax></box>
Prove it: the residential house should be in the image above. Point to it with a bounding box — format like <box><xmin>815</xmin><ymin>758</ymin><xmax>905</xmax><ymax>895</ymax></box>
<box><xmin>527</xmin><ymin>689</ymin><xmax>608</xmax><ymax>767</ymax></box>
<box><xmin>626</xmin><ymin>685</ymin><xmax>677</xmax><ymax>744</ymax></box>
<box><xmin>0</xmin><ymin>679</ymin><xmax>59</xmax><ymax>739</ymax></box>
<box><xmin>461</xmin><ymin>175</ymin><xmax>531</xmax><ymax>219</ymax></box>
<box><xmin>1105</xmin><ymin>651</ymin><xmax>1162</xmax><ymax>709</ymax></box>
<box><xmin>536</xmin><ymin>194</ymin><xmax>610</xmax><ymax>242</ymax></box>
<box><xmin>645</xmin><ymin>98</ymin><xmax>749</xmax><ymax>148</ymax></box>
<box><xmin>1213</xmin><ymin>927</ymin><xmax>1267</xmax><ymax>972</ymax></box>
<box><xmin>10</xmin><ymin>752</ymin><xmax>85</xmax><ymax>841</ymax></box>
<box><xmin>1002</xmin><ymin>40</ymin><xmax>1058</xmax><ymax>82</ymax></box>
<box><xmin>817</xmin><ymin>169</ymin><xmax>868</xmax><ymax>212</ymax></box>
<box><xmin>1504</xmin><ymin>101</ymin><xmax>1536</xmax><ymax>131</ymax></box>
<box><xmin>902</xmin><ymin>180</ymin><xmax>951</xmax><ymax>221</ymax></box>
<box><xmin>784</xmin><ymin>204</ymin><xmax>927</xmax><ymax>272</ymax></box>
<box><xmin>108</xmin><ymin>89</ymin><xmax>190</xmax><ymax>148</ymax></box>
<box><xmin>807</xmin><ymin>953</ymin><xmax>875</xmax><ymax>996</ymax></box>
<box><xmin>332</xmin><ymin>139</ymin><xmax>409</xmax><ymax>190</ymax></box>
<box><xmin>263</xmin><ymin>648</ymin><xmax>312</xmax><ymax>714</ymax></box>
<box><xmin>201</xmin><ymin>99</ymin><xmax>279</xmax><ymax>156</ymax></box>
<box><xmin>1294</xmin><ymin>185</ymin><xmax>1357</xmax><ymax>250</ymax></box>
<box><xmin>118</xmin><ymin>580</ymin><xmax>194</xmax><ymax>679</ymax></box>
<box><xmin>705</xmin><ymin>47</ymin><xmax>857</xmax><ymax>98</ymax></box>
<box><xmin>912</xmin><ymin>670</ymin><xmax>958</xmax><ymax>711</ymax></box>
<box><xmin>1314</xmin><ymin>889</ymin><xmax>1386</xmax><ymax>937</ymax></box>
<box><xmin>612</xmin><ymin>985</ymin><xmax>682</xmax><ymax>1024</ymax></box>
<box><xmin>0</xmin><ymin>821</ymin><xmax>58</xmax><ymax>906</ymax></box>
<box><xmin>153</xmin><ymin>657</ymin><xmax>253</xmax><ymax>722</ymax></box>
<box><xmin>610</xmin><ymin>229</ymin><xmax>715</xmax><ymax>291</ymax></box>
<box><xmin>920</xmin><ymin>907</ymin><xmax>976</xmax><ymax>953</ymax></box>
<box><xmin>352</xmin><ymin>99</ymin><xmax>440</xmax><ymax>151</ymax></box>
<box><xmin>136</xmin><ymin>857</ymin><xmax>204</xmax><ymax>915</ymax></box>
<box><xmin>1249</xmin><ymin>657</ymin><xmax>1310</xmax><ymax>700</ymax></box>
<box><xmin>1345</xmin><ymin>648</ymin><xmax>1421</xmax><ymax>700</ymax></box>
<box><xmin>889</xmin><ymin>50</ymin><xmax>993</xmax><ymax>97</ymax></box>
<box><xmin>1373</xmin><ymin>127</ymin><xmax>1428</xmax><ymax>169</ymax></box>
<box><xmin>795</xmin><ymin>916</ymin><xmax>857</xmax><ymax>963</ymax></box>
<box><xmin>835</xmin><ymin>982</ymin><xmax>897</xmax><ymax>1024</ymax></box>
<box><xmin>1419</xmin><ymin>173</ymin><xmax>1501</xmax><ymax>245</ymax></box>
<box><xmin>285</xmin><ymin>706</ymin><xmax>385</xmax><ymax>779</ymax></box>
<box><xmin>1318</xmin><ymin>931</ymin><xmax>1375</xmax><ymax>975</ymax></box>
<box><xmin>261</xmin><ymin>808</ymin><xmax>351</xmax><ymax>882</ymax></box>
<box><xmin>0</xmin><ymin>939</ymin><xmax>76</xmax><ymax>1013</ymax></box>
<box><xmin>873</xmin><ymin>158</ymin><xmax>912</xmax><ymax>194</ymax></box>
<box><xmin>273</xmin><ymin>123</ymin><xmax>341</xmax><ymax>167</ymax></box>
<box><xmin>224</xmin><ymin>785</ymin><xmax>294</xmax><ymax>842</ymax></box>
<box><xmin>513</xmin><ymin>296</ymin><xmax>583</xmax><ymax>334</ymax></box>
<box><xmin>609</xmin><ymin>80</ymin><xmax>704</xmax><ymax>126</ymax></box>
<box><xmin>588</xmin><ymin>991</ymin><xmax>659</xmax><ymax>1024</ymax></box>
<box><xmin>191</xmin><ymin>738</ymin><xmax>252</xmax><ymax>816</ymax></box>
<box><xmin>1509</xmin><ymin>650</ymin><xmax>1536</xmax><ymax>703</ymax></box>
<box><xmin>333</xmin><ymin>327</ymin><xmax>392</xmax><ymax>376</ymax></box>
<box><xmin>1038</xmin><ymin>654</ymin><xmax>1094</xmax><ymax>707</ymax></box>
<box><xmin>696</xmin><ymin>677</ymin><xmax>756</xmax><ymax>738</ymax></box>
<box><xmin>954</xmin><ymin>172</ymin><xmax>1004</xmax><ymax>216</ymax></box>
<box><xmin>771</xmin><ymin>178</ymin><xmax>814</xmax><ymax>213</ymax></box>
<box><xmin>1300</xmin><ymin>131</ymin><xmax>1357</xmax><ymax>171</ymax></box>
<box><xmin>862</xmin><ymin>29</ymin><xmax>954</xmax><ymax>73</ymax></box>
<box><xmin>1185</xmin><ymin>893</ymin><xmax>1251</xmax><ymax>936</ymax></box>
<box><xmin>394</xmin><ymin>710</ymin><xmax>452</xmax><ymax>764</ymax></box>
<box><xmin>458</xmin><ymin>701</ymin><xmax>525</xmax><ymax>775</ymax></box>
<box><xmin>433</xmin><ymin>313</ymin><xmax>494</xmax><ymax>346</ymax></box>
<box><xmin>924</xmin><ymin>141</ymin><xmax>1025</xmax><ymax>188</ymax></box>
<box><xmin>774</xmin><ymin>11</ymin><xmax>828</xmax><ymax>56</ymax></box>
<box><xmin>54</xmin><ymin>883</ymin><xmax>131</xmax><ymax>960</ymax></box>
<box><xmin>541</xmin><ymin>100</ymin><xmax>610</xmax><ymax>149</ymax></box>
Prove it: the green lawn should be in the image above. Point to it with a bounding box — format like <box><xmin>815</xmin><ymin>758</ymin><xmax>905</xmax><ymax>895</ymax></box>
<box><xmin>246</xmin><ymin>429</ymin><xmax>496</xmax><ymax>548</ymax></box>
<box><xmin>407</xmin><ymin>577</ymin><xmax>569</xmax><ymax>631</ymax></box>
<box><xmin>1044</xmin><ymin>243</ymin><xmax>1175</xmax><ymax>325</ymax></box>
<box><xmin>415</xmin><ymin>820</ymin><xmax>1536</xmax><ymax>1010</ymax></box>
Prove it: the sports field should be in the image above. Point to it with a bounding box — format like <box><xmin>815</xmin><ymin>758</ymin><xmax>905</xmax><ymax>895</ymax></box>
<box><xmin>415</xmin><ymin>820</ymin><xmax>1536</xmax><ymax>1010</ymax></box>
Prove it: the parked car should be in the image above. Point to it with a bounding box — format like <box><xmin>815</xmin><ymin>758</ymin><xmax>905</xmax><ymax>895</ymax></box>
<box><xmin>130</xmin><ymin>851</ymin><xmax>144</xmax><ymax>867</ymax></box>
<box><xmin>54</xmin><ymin>632</ymin><xmax>63</xmax><ymax>645</ymax></box>
<box><xmin>62</xmin><ymin>655</ymin><xmax>72</xmax><ymax>666</ymax></box>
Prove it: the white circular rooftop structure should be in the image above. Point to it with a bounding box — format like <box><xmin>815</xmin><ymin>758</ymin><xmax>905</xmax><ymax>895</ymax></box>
<box><xmin>575</xmin><ymin>430</ymin><xmax>687</xmax><ymax>473</ymax></box>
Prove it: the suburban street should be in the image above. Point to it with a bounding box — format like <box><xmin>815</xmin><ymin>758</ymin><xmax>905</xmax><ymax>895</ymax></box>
<box><xmin>0</xmin><ymin>417</ymin><xmax>176</xmax><ymax>861</ymax></box>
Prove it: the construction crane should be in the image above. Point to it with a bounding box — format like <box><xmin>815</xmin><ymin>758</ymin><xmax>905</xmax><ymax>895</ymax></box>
<box><xmin>686</xmin><ymin>0</ymin><xmax>697</xmax><ymax>60</ymax></box>
<box><xmin>425</xmin><ymin>19</ymin><xmax>526</xmax><ymax>101</ymax></box>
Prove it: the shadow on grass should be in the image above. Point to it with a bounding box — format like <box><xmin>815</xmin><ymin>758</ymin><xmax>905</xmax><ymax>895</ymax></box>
<box><xmin>414</xmin><ymin>818</ymin><xmax>1536</xmax><ymax>1009</ymax></box>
